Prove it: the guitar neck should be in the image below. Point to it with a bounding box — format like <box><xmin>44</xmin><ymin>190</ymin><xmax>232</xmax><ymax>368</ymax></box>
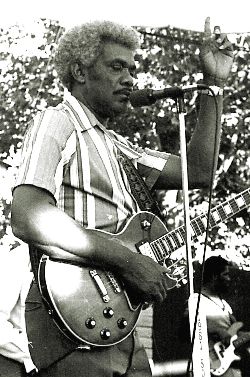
<box><xmin>150</xmin><ymin>188</ymin><xmax>250</xmax><ymax>262</ymax></box>
<box><xmin>234</xmin><ymin>332</ymin><xmax>250</xmax><ymax>349</ymax></box>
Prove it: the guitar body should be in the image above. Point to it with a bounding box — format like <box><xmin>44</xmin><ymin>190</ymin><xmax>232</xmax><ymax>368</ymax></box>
<box><xmin>210</xmin><ymin>322</ymin><xmax>243</xmax><ymax>376</ymax></box>
<box><xmin>39</xmin><ymin>257</ymin><xmax>140</xmax><ymax>347</ymax></box>
<box><xmin>38</xmin><ymin>211</ymin><xmax>176</xmax><ymax>347</ymax></box>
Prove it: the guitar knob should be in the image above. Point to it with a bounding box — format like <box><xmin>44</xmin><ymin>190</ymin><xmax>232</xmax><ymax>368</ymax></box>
<box><xmin>100</xmin><ymin>328</ymin><xmax>111</xmax><ymax>339</ymax></box>
<box><xmin>117</xmin><ymin>318</ymin><xmax>128</xmax><ymax>329</ymax></box>
<box><xmin>85</xmin><ymin>317</ymin><xmax>96</xmax><ymax>329</ymax></box>
<box><xmin>103</xmin><ymin>307</ymin><xmax>114</xmax><ymax>318</ymax></box>
<box><xmin>141</xmin><ymin>220</ymin><xmax>151</xmax><ymax>230</ymax></box>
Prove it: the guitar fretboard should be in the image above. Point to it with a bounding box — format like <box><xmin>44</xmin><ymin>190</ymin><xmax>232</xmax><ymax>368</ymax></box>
<box><xmin>150</xmin><ymin>188</ymin><xmax>250</xmax><ymax>263</ymax></box>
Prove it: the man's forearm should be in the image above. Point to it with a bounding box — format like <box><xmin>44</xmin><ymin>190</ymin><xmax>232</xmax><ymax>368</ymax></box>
<box><xmin>28</xmin><ymin>216</ymin><xmax>133</xmax><ymax>272</ymax></box>
<box><xmin>187</xmin><ymin>94</ymin><xmax>223</xmax><ymax>187</ymax></box>
<box><xmin>154</xmin><ymin>93</ymin><xmax>224</xmax><ymax>190</ymax></box>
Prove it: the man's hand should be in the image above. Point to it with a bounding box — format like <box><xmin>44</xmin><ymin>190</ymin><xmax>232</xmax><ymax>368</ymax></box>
<box><xmin>118</xmin><ymin>253</ymin><xmax>171</xmax><ymax>304</ymax></box>
<box><xmin>200</xmin><ymin>17</ymin><xmax>234</xmax><ymax>87</ymax></box>
<box><xmin>216</xmin><ymin>328</ymin><xmax>233</xmax><ymax>348</ymax></box>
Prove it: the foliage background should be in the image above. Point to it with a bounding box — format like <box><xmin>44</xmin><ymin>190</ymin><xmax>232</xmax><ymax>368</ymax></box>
<box><xmin>0</xmin><ymin>19</ymin><xmax>249</xmax><ymax>264</ymax></box>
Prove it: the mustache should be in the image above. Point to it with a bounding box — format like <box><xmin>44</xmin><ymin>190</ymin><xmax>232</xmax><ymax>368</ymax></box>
<box><xmin>114</xmin><ymin>88</ymin><xmax>133</xmax><ymax>96</ymax></box>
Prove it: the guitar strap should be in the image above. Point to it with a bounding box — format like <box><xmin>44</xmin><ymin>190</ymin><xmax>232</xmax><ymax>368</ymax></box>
<box><xmin>117</xmin><ymin>149</ymin><xmax>164</xmax><ymax>220</ymax></box>
<box><xmin>28</xmin><ymin>245</ymin><xmax>43</xmax><ymax>282</ymax></box>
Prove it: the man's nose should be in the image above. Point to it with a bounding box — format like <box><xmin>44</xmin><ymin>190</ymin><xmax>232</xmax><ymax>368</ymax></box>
<box><xmin>120</xmin><ymin>68</ymin><xmax>134</xmax><ymax>86</ymax></box>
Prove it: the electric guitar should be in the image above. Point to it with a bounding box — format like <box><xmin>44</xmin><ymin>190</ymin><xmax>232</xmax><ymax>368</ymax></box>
<box><xmin>210</xmin><ymin>321</ymin><xmax>250</xmax><ymax>376</ymax></box>
<box><xmin>38</xmin><ymin>188</ymin><xmax>250</xmax><ymax>347</ymax></box>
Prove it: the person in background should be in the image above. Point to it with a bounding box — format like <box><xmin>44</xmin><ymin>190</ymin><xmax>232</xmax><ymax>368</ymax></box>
<box><xmin>200</xmin><ymin>256</ymin><xmax>250</xmax><ymax>377</ymax></box>
<box><xmin>0</xmin><ymin>244</ymin><xmax>37</xmax><ymax>376</ymax></box>
<box><xmin>10</xmin><ymin>18</ymin><xmax>233</xmax><ymax>377</ymax></box>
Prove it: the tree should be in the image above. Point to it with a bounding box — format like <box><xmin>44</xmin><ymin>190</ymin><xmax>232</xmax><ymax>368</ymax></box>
<box><xmin>0</xmin><ymin>19</ymin><xmax>249</xmax><ymax>264</ymax></box>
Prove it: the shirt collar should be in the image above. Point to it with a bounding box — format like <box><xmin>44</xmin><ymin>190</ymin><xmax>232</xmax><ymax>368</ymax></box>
<box><xmin>62</xmin><ymin>89</ymin><xmax>142</xmax><ymax>160</ymax></box>
<box><xmin>63</xmin><ymin>89</ymin><xmax>103</xmax><ymax>132</ymax></box>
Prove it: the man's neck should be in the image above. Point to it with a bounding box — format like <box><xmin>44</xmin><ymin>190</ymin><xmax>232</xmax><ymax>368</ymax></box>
<box><xmin>201</xmin><ymin>286</ymin><xmax>218</xmax><ymax>297</ymax></box>
<box><xmin>71</xmin><ymin>88</ymin><xmax>109</xmax><ymax>126</ymax></box>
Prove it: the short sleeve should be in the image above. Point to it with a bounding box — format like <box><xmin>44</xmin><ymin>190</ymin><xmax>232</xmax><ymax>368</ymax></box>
<box><xmin>15</xmin><ymin>107</ymin><xmax>75</xmax><ymax>197</ymax></box>
<box><xmin>136</xmin><ymin>148</ymin><xmax>170</xmax><ymax>189</ymax></box>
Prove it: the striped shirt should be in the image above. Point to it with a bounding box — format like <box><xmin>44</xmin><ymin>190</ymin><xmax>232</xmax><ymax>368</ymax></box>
<box><xmin>15</xmin><ymin>91</ymin><xmax>170</xmax><ymax>233</ymax></box>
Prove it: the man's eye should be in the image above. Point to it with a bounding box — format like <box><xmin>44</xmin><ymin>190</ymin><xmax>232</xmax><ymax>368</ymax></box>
<box><xmin>129</xmin><ymin>70</ymin><xmax>136</xmax><ymax>78</ymax></box>
<box><xmin>112</xmin><ymin>63</ymin><xmax>123</xmax><ymax>71</ymax></box>
<box><xmin>111</xmin><ymin>63</ymin><xmax>136</xmax><ymax>78</ymax></box>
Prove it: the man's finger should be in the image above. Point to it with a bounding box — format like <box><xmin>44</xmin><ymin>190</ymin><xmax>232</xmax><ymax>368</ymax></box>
<box><xmin>213</xmin><ymin>26</ymin><xmax>221</xmax><ymax>38</ymax></box>
<box><xmin>204</xmin><ymin>17</ymin><xmax>211</xmax><ymax>38</ymax></box>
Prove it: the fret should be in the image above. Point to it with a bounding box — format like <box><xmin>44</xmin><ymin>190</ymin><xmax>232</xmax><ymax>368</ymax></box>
<box><xmin>191</xmin><ymin>221</ymin><xmax>199</xmax><ymax>237</ymax></box>
<box><xmin>167</xmin><ymin>235</ymin><xmax>178</xmax><ymax>252</ymax></box>
<box><xmin>167</xmin><ymin>233</ymin><xmax>177</xmax><ymax>249</ymax></box>
<box><xmin>211</xmin><ymin>209</ymin><xmax>221</xmax><ymax>223</ymax></box>
<box><xmin>152</xmin><ymin>237</ymin><xmax>171</xmax><ymax>259</ymax></box>
<box><xmin>236</xmin><ymin>196</ymin><xmax>245</xmax><ymax>208</ymax></box>
<box><xmin>161</xmin><ymin>238</ymin><xmax>171</xmax><ymax>257</ymax></box>
<box><xmin>200</xmin><ymin>214</ymin><xmax>208</xmax><ymax>229</ymax></box>
<box><xmin>193</xmin><ymin>216</ymin><xmax>205</xmax><ymax>235</ymax></box>
<box><xmin>180</xmin><ymin>224</ymin><xmax>196</xmax><ymax>242</ymax></box>
<box><xmin>175</xmin><ymin>229</ymin><xmax>185</xmax><ymax>245</ymax></box>
<box><xmin>223</xmin><ymin>203</ymin><xmax>233</xmax><ymax>216</ymax></box>
<box><xmin>228</xmin><ymin>198</ymin><xmax>239</xmax><ymax>214</ymax></box>
<box><xmin>165</xmin><ymin>235</ymin><xmax>176</xmax><ymax>250</ymax></box>
<box><xmin>179</xmin><ymin>227</ymin><xmax>187</xmax><ymax>242</ymax></box>
<box><xmin>197</xmin><ymin>216</ymin><xmax>206</xmax><ymax>233</ymax></box>
<box><xmin>170</xmin><ymin>231</ymin><xmax>183</xmax><ymax>249</ymax></box>
<box><xmin>155</xmin><ymin>245</ymin><xmax>164</xmax><ymax>262</ymax></box>
<box><xmin>243</xmin><ymin>190</ymin><xmax>250</xmax><ymax>205</ymax></box>
<box><xmin>208</xmin><ymin>214</ymin><xmax>217</xmax><ymax>228</ymax></box>
<box><xmin>157</xmin><ymin>239</ymin><xmax>168</xmax><ymax>259</ymax></box>
<box><xmin>151</xmin><ymin>243</ymin><xmax>162</xmax><ymax>261</ymax></box>
<box><xmin>217</xmin><ymin>205</ymin><xmax>227</xmax><ymax>221</ymax></box>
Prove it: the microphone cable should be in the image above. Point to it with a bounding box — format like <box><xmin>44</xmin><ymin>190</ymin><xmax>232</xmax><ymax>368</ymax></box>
<box><xmin>185</xmin><ymin>86</ymin><xmax>221</xmax><ymax>377</ymax></box>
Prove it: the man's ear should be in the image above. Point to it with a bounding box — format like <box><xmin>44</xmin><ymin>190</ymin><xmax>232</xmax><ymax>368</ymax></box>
<box><xmin>70</xmin><ymin>62</ymin><xmax>85</xmax><ymax>84</ymax></box>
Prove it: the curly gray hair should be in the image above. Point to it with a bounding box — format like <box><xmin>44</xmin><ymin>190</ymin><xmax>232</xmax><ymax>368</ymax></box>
<box><xmin>54</xmin><ymin>20</ymin><xmax>140</xmax><ymax>90</ymax></box>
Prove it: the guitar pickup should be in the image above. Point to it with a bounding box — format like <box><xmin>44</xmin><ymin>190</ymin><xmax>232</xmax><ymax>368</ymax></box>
<box><xmin>89</xmin><ymin>270</ymin><xmax>110</xmax><ymax>303</ymax></box>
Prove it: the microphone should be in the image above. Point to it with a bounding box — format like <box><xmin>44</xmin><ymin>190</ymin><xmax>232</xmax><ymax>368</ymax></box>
<box><xmin>130</xmin><ymin>84</ymin><xmax>208</xmax><ymax>107</ymax></box>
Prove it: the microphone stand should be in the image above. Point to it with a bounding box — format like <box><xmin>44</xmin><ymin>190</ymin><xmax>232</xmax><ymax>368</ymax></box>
<box><xmin>175</xmin><ymin>96</ymin><xmax>210</xmax><ymax>377</ymax></box>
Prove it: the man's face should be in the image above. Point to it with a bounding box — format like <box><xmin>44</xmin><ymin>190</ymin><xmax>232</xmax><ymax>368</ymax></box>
<box><xmin>82</xmin><ymin>42</ymin><xmax>136</xmax><ymax>120</ymax></box>
<box><xmin>215</xmin><ymin>266</ymin><xmax>231</xmax><ymax>294</ymax></box>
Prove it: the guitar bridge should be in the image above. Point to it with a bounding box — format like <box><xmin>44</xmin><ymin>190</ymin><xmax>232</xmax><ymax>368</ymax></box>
<box><xmin>105</xmin><ymin>271</ymin><xmax>122</xmax><ymax>293</ymax></box>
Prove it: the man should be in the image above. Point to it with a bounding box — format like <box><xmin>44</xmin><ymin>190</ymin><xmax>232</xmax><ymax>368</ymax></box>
<box><xmin>11</xmin><ymin>19</ymin><xmax>233</xmax><ymax>376</ymax></box>
<box><xmin>200</xmin><ymin>256</ymin><xmax>250</xmax><ymax>377</ymax></box>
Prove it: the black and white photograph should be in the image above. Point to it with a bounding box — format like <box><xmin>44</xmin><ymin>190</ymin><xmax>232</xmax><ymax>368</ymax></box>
<box><xmin>0</xmin><ymin>1</ymin><xmax>249</xmax><ymax>376</ymax></box>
